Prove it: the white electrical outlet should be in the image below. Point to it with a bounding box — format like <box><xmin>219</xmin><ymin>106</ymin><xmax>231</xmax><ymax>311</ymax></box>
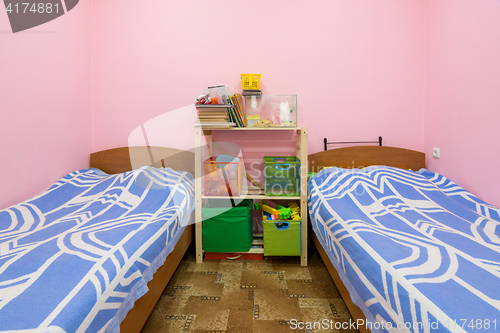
<box><xmin>432</xmin><ymin>147</ymin><xmax>441</xmax><ymax>159</ymax></box>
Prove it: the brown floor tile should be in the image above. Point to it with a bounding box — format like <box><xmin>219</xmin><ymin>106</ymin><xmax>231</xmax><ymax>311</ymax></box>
<box><xmin>328</xmin><ymin>298</ymin><xmax>354</xmax><ymax>319</ymax></box>
<box><xmin>286</xmin><ymin>278</ymin><xmax>341</xmax><ymax>299</ymax></box>
<box><xmin>218</xmin><ymin>261</ymin><xmax>243</xmax><ymax>284</ymax></box>
<box><xmin>278</xmin><ymin>266</ymin><xmax>312</xmax><ymax>280</ymax></box>
<box><xmin>219</xmin><ymin>282</ymin><xmax>255</xmax><ymax>310</ymax></box>
<box><xmin>307</xmin><ymin>250</ymin><xmax>328</xmax><ymax>267</ymax></box>
<box><xmin>141</xmin><ymin>311</ymin><xmax>191</xmax><ymax>333</ymax></box>
<box><xmin>152</xmin><ymin>294</ymin><xmax>190</xmax><ymax>316</ymax></box>
<box><xmin>305</xmin><ymin>267</ymin><xmax>342</xmax><ymax>298</ymax></box>
<box><xmin>227</xmin><ymin>309</ymin><xmax>255</xmax><ymax>332</ymax></box>
<box><xmin>240</xmin><ymin>270</ymin><xmax>287</xmax><ymax>291</ymax></box>
<box><xmin>191</xmin><ymin>259</ymin><xmax>221</xmax><ymax>272</ymax></box>
<box><xmin>169</xmin><ymin>272</ymin><xmax>224</xmax><ymax>297</ymax></box>
<box><xmin>244</xmin><ymin>258</ymin><xmax>275</xmax><ymax>271</ymax></box>
<box><xmin>253</xmin><ymin>319</ymin><xmax>306</xmax><ymax>333</ymax></box>
<box><xmin>300</xmin><ymin>306</ymin><xmax>337</xmax><ymax>327</ymax></box>
<box><xmin>253</xmin><ymin>288</ymin><xmax>302</xmax><ymax>321</ymax></box>
<box><xmin>183</xmin><ymin>297</ymin><xmax>229</xmax><ymax>330</ymax></box>
<box><xmin>308</xmin><ymin>265</ymin><xmax>337</xmax><ymax>283</ymax></box>
<box><xmin>140</xmin><ymin>247</ymin><xmax>359</xmax><ymax>333</ymax></box>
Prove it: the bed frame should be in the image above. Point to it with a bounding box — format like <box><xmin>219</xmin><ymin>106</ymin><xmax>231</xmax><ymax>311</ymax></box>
<box><xmin>309</xmin><ymin>145</ymin><xmax>425</xmax><ymax>173</ymax></box>
<box><xmin>90</xmin><ymin>146</ymin><xmax>194</xmax><ymax>333</ymax></box>
<box><xmin>308</xmin><ymin>145</ymin><xmax>425</xmax><ymax>333</ymax></box>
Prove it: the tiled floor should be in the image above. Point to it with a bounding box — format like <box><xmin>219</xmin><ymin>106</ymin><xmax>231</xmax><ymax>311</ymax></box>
<box><xmin>141</xmin><ymin>248</ymin><xmax>359</xmax><ymax>333</ymax></box>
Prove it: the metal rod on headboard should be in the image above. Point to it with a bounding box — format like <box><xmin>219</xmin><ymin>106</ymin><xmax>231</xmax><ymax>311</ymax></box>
<box><xmin>324</xmin><ymin>136</ymin><xmax>382</xmax><ymax>151</ymax></box>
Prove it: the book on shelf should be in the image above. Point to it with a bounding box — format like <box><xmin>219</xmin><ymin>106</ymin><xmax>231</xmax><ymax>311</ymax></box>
<box><xmin>198</xmin><ymin>118</ymin><xmax>228</xmax><ymax>123</ymax></box>
<box><xmin>233</xmin><ymin>93</ymin><xmax>245</xmax><ymax>127</ymax></box>
<box><xmin>227</xmin><ymin>96</ymin><xmax>243</xmax><ymax>127</ymax></box>
<box><xmin>195</xmin><ymin>104</ymin><xmax>228</xmax><ymax>122</ymax></box>
<box><xmin>194</xmin><ymin>122</ymin><xmax>236</xmax><ymax>128</ymax></box>
<box><xmin>197</xmin><ymin>109</ymin><xmax>228</xmax><ymax>114</ymax></box>
<box><xmin>196</xmin><ymin>104</ymin><xmax>231</xmax><ymax>121</ymax></box>
<box><xmin>196</xmin><ymin>104</ymin><xmax>232</xmax><ymax>108</ymax></box>
<box><xmin>198</xmin><ymin>114</ymin><xmax>229</xmax><ymax>118</ymax></box>
<box><xmin>227</xmin><ymin>99</ymin><xmax>237</xmax><ymax>127</ymax></box>
<box><xmin>227</xmin><ymin>106</ymin><xmax>234</xmax><ymax>124</ymax></box>
<box><xmin>198</xmin><ymin>113</ymin><xmax>229</xmax><ymax>118</ymax></box>
<box><xmin>227</xmin><ymin>95</ymin><xmax>245</xmax><ymax>127</ymax></box>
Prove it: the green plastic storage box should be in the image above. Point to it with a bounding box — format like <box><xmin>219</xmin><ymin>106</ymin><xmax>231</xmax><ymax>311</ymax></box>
<box><xmin>202</xmin><ymin>199</ymin><xmax>253</xmax><ymax>252</ymax></box>
<box><xmin>264</xmin><ymin>156</ymin><xmax>301</xmax><ymax>196</ymax></box>
<box><xmin>263</xmin><ymin>220</ymin><xmax>301</xmax><ymax>256</ymax></box>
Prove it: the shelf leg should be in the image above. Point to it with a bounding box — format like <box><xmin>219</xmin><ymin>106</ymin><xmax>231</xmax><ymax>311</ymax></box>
<box><xmin>195</xmin><ymin>128</ymin><xmax>204</xmax><ymax>263</ymax></box>
<box><xmin>299</xmin><ymin>128</ymin><xmax>308</xmax><ymax>266</ymax></box>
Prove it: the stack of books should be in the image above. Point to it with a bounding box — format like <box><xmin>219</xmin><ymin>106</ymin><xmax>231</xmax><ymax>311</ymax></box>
<box><xmin>195</xmin><ymin>104</ymin><xmax>235</xmax><ymax>128</ymax></box>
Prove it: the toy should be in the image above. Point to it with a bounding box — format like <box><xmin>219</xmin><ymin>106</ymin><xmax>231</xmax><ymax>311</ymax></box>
<box><xmin>262</xmin><ymin>211</ymin><xmax>276</xmax><ymax>220</ymax></box>
<box><xmin>254</xmin><ymin>201</ymin><xmax>279</xmax><ymax>219</ymax></box>
<box><xmin>254</xmin><ymin>199</ymin><xmax>274</xmax><ymax>208</ymax></box>
<box><xmin>254</xmin><ymin>199</ymin><xmax>291</xmax><ymax>220</ymax></box>
<box><xmin>289</xmin><ymin>202</ymin><xmax>301</xmax><ymax>220</ymax></box>
<box><xmin>196</xmin><ymin>92</ymin><xmax>211</xmax><ymax>105</ymax></box>
<box><xmin>251</xmin><ymin>119</ymin><xmax>274</xmax><ymax>127</ymax></box>
<box><xmin>274</xmin><ymin>203</ymin><xmax>292</xmax><ymax>220</ymax></box>
<box><xmin>250</xmin><ymin>119</ymin><xmax>297</xmax><ymax>128</ymax></box>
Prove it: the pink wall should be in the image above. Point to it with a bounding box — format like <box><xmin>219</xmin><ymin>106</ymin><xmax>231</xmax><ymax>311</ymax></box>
<box><xmin>425</xmin><ymin>0</ymin><xmax>500</xmax><ymax>207</ymax></box>
<box><xmin>3</xmin><ymin>1</ymin><xmax>498</xmax><ymax>209</ymax></box>
<box><xmin>0</xmin><ymin>2</ymin><xmax>91</xmax><ymax>209</ymax></box>
<box><xmin>92</xmin><ymin>0</ymin><xmax>426</xmax><ymax>156</ymax></box>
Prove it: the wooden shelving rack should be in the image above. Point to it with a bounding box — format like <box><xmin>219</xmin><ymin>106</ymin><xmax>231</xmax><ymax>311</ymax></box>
<box><xmin>194</xmin><ymin>127</ymin><xmax>308</xmax><ymax>266</ymax></box>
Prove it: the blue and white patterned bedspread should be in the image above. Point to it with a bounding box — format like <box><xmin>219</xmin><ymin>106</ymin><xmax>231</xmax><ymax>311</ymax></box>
<box><xmin>308</xmin><ymin>166</ymin><xmax>500</xmax><ymax>333</ymax></box>
<box><xmin>0</xmin><ymin>166</ymin><xmax>194</xmax><ymax>333</ymax></box>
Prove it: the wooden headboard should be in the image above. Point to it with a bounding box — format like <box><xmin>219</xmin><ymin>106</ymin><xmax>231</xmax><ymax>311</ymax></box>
<box><xmin>90</xmin><ymin>146</ymin><xmax>195</xmax><ymax>175</ymax></box>
<box><xmin>308</xmin><ymin>146</ymin><xmax>425</xmax><ymax>172</ymax></box>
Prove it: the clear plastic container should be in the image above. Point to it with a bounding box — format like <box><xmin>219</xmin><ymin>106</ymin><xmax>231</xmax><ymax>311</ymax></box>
<box><xmin>203</xmin><ymin>157</ymin><xmax>243</xmax><ymax>196</ymax></box>
<box><xmin>244</xmin><ymin>95</ymin><xmax>297</xmax><ymax>127</ymax></box>
<box><xmin>203</xmin><ymin>85</ymin><xmax>230</xmax><ymax>103</ymax></box>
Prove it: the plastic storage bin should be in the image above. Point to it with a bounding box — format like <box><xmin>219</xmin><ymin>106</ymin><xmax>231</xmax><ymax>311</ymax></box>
<box><xmin>202</xmin><ymin>199</ymin><xmax>253</xmax><ymax>252</ymax></box>
<box><xmin>240</xmin><ymin>73</ymin><xmax>261</xmax><ymax>90</ymax></box>
<box><xmin>264</xmin><ymin>156</ymin><xmax>301</xmax><ymax>196</ymax></box>
<box><xmin>245</xmin><ymin>95</ymin><xmax>297</xmax><ymax>127</ymax></box>
<box><xmin>263</xmin><ymin>220</ymin><xmax>301</xmax><ymax>256</ymax></box>
<box><xmin>204</xmin><ymin>157</ymin><xmax>243</xmax><ymax>196</ymax></box>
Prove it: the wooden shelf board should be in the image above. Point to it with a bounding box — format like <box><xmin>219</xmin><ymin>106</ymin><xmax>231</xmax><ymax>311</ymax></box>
<box><xmin>201</xmin><ymin>248</ymin><xmax>264</xmax><ymax>255</ymax></box>
<box><xmin>247</xmin><ymin>248</ymin><xmax>264</xmax><ymax>254</ymax></box>
<box><xmin>195</xmin><ymin>104</ymin><xmax>233</xmax><ymax>108</ymax></box>
<box><xmin>202</xmin><ymin>127</ymin><xmax>302</xmax><ymax>131</ymax></box>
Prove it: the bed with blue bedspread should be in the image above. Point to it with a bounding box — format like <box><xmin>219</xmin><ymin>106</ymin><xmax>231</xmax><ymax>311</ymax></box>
<box><xmin>0</xmin><ymin>166</ymin><xmax>194</xmax><ymax>332</ymax></box>
<box><xmin>308</xmin><ymin>166</ymin><xmax>500</xmax><ymax>333</ymax></box>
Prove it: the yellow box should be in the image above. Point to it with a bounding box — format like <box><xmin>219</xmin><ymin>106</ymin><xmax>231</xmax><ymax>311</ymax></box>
<box><xmin>240</xmin><ymin>73</ymin><xmax>261</xmax><ymax>90</ymax></box>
